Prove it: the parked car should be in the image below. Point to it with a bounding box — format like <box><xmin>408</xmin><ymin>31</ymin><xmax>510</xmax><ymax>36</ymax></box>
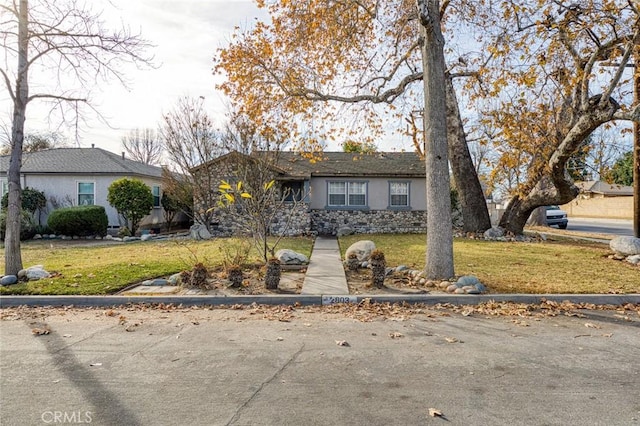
<box><xmin>545</xmin><ymin>205</ymin><xmax>568</xmax><ymax>229</ymax></box>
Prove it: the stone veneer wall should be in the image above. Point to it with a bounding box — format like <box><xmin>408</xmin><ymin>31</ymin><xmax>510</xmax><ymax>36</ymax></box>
<box><xmin>208</xmin><ymin>205</ymin><xmax>428</xmax><ymax>237</ymax></box>
<box><xmin>208</xmin><ymin>203</ymin><xmax>313</xmax><ymax>237</ymax></box>
<box><xmin>310</xmin><ymin>209</ymin><xmax>428</xmax><ymax>235</ymax></box>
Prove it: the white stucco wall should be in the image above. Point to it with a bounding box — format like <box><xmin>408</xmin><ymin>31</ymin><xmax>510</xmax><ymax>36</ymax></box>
<box><xmin>19</xmin><ymin>173</ymin><xmax>164</xmax><ymax>229</ymax></box>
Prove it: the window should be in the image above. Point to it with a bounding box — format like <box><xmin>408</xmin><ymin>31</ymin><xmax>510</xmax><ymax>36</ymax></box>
<box><xmin>283</xmin><ymin>181</ymin><xmax>304</xmax><ymax>202</ymax></box>
<box><xmin>152</xmin><ymin>185</ymin><xmax>161</xmax><ymax>207</ymax></box>
<box><xmin>328</xmin><ymin>181</ymin><xmax>367</xmax><ymax>207</ymax></box>
<box><xmin>0</xmin><ymin>178</ymin><xmax>7</xmax><ymax>200</ymax></box>
<box><xmin>77</xmin><ymin>182</ymin><xmax>94</xmax><ymax>205</ymax></box>
<box><xmin>389</xmin><ymin>181</ymin><xmax>409</xmax><ymax>207</ymax></box>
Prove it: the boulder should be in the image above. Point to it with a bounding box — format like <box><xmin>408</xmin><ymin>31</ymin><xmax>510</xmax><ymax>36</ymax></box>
<box><xmin>457</xmin><ymin>275</ymin><xmax>480</xmax><ymax>287</ymax></box>
<box><xmin>484</xmin><ymin>226</ymin><xmax>505</xmax><ymax>239</ymax></box>
<box><xmin>610</xmin><ymin>236</ymin><xmax>640</xmax><ymax>256</ymax></box>
<box><xmin>140</xmin><ymin>234</ymin><xmax>154</xmax><ymax>242</ymax></box>
<box><xmin>25</xmin><ymin>266</ymin><xmax>50</xmax><ymax>281</ymax></box>
<box><xmin>626</xmin><ymin>254</ymin><xmax>640</xmax><ymax>265</ymax></box>
<box><xmin>345</xmin><ymin>240</ymin><xmax>376</xmax><ymax>262</ymax></box>
<box><xmin>276</xmin><ymin>249</ymin><xmax>309</xmax><ymax>265</ymax></box>
<box><xmin>190</xmin><ymin>223</ymin><xmax>212</xmax><ymax>240</ymax></box>
<box><xmin>0</xmin><ymin>275</ymin><xmax>18</xmax><ymax>286</ymax></box>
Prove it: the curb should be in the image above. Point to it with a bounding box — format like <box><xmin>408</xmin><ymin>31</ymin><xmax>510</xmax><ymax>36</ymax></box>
<box><xmin>1</xmin><ymin>294</ymin><xmax>639</xmax><ymax>308</ymax></box>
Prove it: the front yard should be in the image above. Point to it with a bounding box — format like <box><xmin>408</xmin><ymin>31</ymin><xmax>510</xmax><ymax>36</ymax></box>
<box><xmin>0</xmin><ymin>233</ymin><xmax>637</xmax><ymax>295</ymax></box>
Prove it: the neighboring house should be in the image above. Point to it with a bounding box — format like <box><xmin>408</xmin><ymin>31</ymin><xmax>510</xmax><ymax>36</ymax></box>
<box><xmin>561</xmin><ymin>180</ymin><xmax>634</xmax><ymax>219</ymax></box>
<box><xmin>0</xmin><ymin>147</ymin><xmax>170</xmax><ymax>232</ymax></box>
<box><xmin>199</xmin><ymin>151</ymin><xmax>428</xmax><ymax>236</ymax></box>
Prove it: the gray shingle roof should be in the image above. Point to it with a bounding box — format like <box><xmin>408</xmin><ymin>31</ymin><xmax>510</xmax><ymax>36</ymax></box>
<box><xmin>576</xmin><ymin>180</ymin><xmax>633</xmax><ymax>196</ymax></box>
<box><xmin>267</xmin><ymin>151</ymin><xmax>425</xmax><ymax>178</ymax></box>
<box><xmin>0</xmin><ymin>148</ymin><xmax>163</xmax><ymax>178</ymax></box>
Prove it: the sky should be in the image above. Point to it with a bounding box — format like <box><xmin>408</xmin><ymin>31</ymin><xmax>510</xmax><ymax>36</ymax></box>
<box><xmin>1</xmin><ymin>0</ymin><xmax>269</xmax><ymax>155</ymax></box>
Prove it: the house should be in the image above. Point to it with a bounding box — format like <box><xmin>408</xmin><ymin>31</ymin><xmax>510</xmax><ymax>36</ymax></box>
<box><xmin>0</xmin><ymin>147</ymin><xmax>170</xmax><ymax>231</ymax></box>
<box><xmin>200</xmin><ymin>151</ymin><xmax>428</xmax><ymax>236</ymax></box>
<box><xmin>561</xmin><ymin>180</ymin><xmax>634</xmax><ymax>219</ymax></box>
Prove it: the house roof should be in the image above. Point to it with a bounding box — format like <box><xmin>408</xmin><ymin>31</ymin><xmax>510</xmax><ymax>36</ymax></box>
<box><xmin>0</xmin><ymin>147</ymin><xmax>163</xmax><ymax>178</ymax></box>
<box><xmin>266</xmin><ymin>151</ymin><xmax>425</xmax><ymax>178</ymax></box>
<box><xmin>575</xmin><ymin>180</ymin><xmax>634</xmax><ymax>196</ymax></box>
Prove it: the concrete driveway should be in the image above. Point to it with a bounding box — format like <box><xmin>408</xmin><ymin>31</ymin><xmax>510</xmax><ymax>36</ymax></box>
<box><xmin>1</xmin><ymin>305</ymin><xmax>639</xmax><ymax>426</ymax></box>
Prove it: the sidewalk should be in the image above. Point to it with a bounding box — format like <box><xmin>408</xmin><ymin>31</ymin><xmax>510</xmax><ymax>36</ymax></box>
<box><xmin>300</xmin><ymin>236</ymin><xmax>348</xmax><ymax>295</ymax></box>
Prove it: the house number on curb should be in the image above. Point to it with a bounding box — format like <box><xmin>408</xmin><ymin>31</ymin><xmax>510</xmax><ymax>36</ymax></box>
<box><xmin>322</xmin><ymin>295</ymin><xmax>358</xmax><ymax>305</ymax></box>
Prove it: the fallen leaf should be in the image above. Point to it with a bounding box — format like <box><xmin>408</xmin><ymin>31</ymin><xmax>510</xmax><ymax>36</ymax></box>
<box><xmin>335</xmin><ymin>340</ymin><xmax>350</xmax><ymax>347</ymax></box>
<box><xmin>62</xmin><ymin>334</ymin><xmax>72</xmax><ymax>338</ymax></box>
<box><xmin>389</xmin><ymin>332</ymin><xmax>404</xmax><ymax>339</ymax></box>
<box><xmin>428</xmin><ymin>408</ymin><xmax>444</xmax><ymax>417</ymax></box>
<box><xmin>445</xmin><ymin>337</ymin><xmax>460</xmax><ymax>343</ymax></box>
<box><xmin>585</xmin><ymin>322</ymin><xmax>601</xmax><ymax>329</ymax></box>
<box><xmin>31</xmin><ymin>327</ymin><xmax>50</xmax><ymax>336</ymax></box>
<box><xmin>89</xmin><ymin>363</ymin><xmax>102</xmax><ymax>367</ymax></box>
<box><xmin>276</xmin><ymin>337</ymin><xmax>284</xmax><ymax>341</ymax></box>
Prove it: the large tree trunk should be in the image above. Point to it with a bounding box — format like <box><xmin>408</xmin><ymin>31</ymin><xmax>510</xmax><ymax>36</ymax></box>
<box><xmin>445</xmin><ymin>76</ymin><xmax>491</xmax><ymax>232</ymax></box>
<box><xmin>4</xmin><ymin>0</ymin><xmax>29</xmax><ymax>276</ymax></box>
<box><xmin>499</xmin><ymin>97</ymin><xmax>620</xmax><ymax>234</ymax></box>
<box><xmin>418</xmin><ymin>0</ymin><xmax>454</xmax><ymax>280</ymax></box>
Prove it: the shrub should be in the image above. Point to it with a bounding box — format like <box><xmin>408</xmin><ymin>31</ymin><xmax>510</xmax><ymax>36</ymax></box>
<box><xmin>47</xmin><ymin>205</ymin><xmax>108</xmax><ymax>237</ymax></box>
<box><xmin>0</xmin><ymin>210</ymin><xmax>37</xmax><ymax>240</ymax></box>
<box><xmin>107</xmin><ymin>178</ymin><xmax>153</xmax><ymax>235</ymax></box>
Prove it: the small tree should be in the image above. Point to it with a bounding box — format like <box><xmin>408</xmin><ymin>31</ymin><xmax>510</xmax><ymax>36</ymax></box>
<box><xmin>1</xmin><ymin>187</ymin><xmax>46</xmax><ymax>225</ymax></box>
<box><xmin>107</xmin><ymin>178</ymin><xmax>153</xmax><ymax>235</ymax></box>
<box><xmin>160</xmin><ymin>192</ymin><xmax>179</xmax><ymax>231</ymax></box>
<box><xmin>604</xmin><ymin>151</ymin><xmax>634</xmax><ymax>187</ymax></box>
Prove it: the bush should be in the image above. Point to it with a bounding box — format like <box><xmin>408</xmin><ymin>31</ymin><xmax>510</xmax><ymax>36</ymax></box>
<box><xmin>0</xmin><ymin>210</ymin><xmax>37</xmax><ymax>240</ymax></box>
<box><xmin>47</xmin><ymin>205</ymin><xmax>108</xmax><ymax>237</ymax></box>
<box><xmin>1</xmin><ymin>187</ymin><xmax>47</xmax><ymax>215</ymax></box>
<box><xmin>107</xmin><ymin>178</ymin><xmax>153</xmax><ymax>235</ymax></box>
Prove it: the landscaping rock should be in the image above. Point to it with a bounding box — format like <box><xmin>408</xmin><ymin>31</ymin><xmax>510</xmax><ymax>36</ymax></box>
<box><xmin>484</xmin><ymin>226</ymin><xmax>505</xmax><ymax>239</ymax></box>
<box><xmin>457</xmin><ymin>275</ymin><xmax>480</xmax><ymax>287</ymax></box>
<box><xmin>168</xmin><ymin>273</ymin><xmax>182</xmax><ymax>285</ymax></box>
<box><xmin>142</xmin><ymin>279</ymin><xmax>169</xmax><ymax>286</ymax></box>
<box><xmin>25</xmin><ymin>265</ymin><xmax>50</xmax><ymax>281</ymax></box>
<box><xmin>141</xmin><ymin>234</ymin><xmax>154</xmax><ymax>241</ymax></box>
<box><xmin>276</xmin><ymin>249</ymin><xmax>309</xmax><ymax>265</ymax></box>
<box><xmin>190</xmin><ymin>223</ymin><xmax>212</xmax><ymax>240</ymax></box>
<box><xmin>345</xmin><ymin>240</ymin><xmax>376</xmax><ymax>262</ymax></box>
<box><xmin>395</xmin><ymin>265</ymin><xmax>409</xmax><ymax>272</ymax></box>
<box><xmin>123</xmin><ymin>236</ymin><xmax>140</xmax><ymax>242</ymax></box>
<box><xmin>446</xmin><ymin>284</ymin><xmax>458</xmax><ymax>293</ymax></box>
<box><xmin>475</xmin><ymin>283</ymin><xmax>487</xmax><ymax>293</ymax></box>
<box><xmin>626</xmin><ymin>254</ymin><xmax>640</xmax><ymax>265</ymax></box>
<box><xmin>33</xmin><ymin>234</ymin><xmax>42</xmax><ymax>240</ymax></box>
<box><xmin>0</xmin><ymin>275</ymin><xmax>18</xmax><ymax>286</ymax></box>
<box><xmin>610</xmin><ymin>236</ymin><xmax>640</xmax><ymax>256</ymax></box>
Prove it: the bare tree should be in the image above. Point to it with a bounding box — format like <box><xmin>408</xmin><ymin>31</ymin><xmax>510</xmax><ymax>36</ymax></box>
<box><xmin>0</xmin><ymin>131</ymin><xmax>67</xmax><ymax>155</ymax></box>
<box><xmin>1</xmin><ymin>0</ymin><xmax>153</xmax><ymax>275</ymax></box>
<box><xmin>160</xmin><ymin>96</ymin><xmax>226</xmax><ymax>230</ymax></box>
<box><xmin>121</xmin><ymin>128</ymin><xmax>163</xmax><ymax>165</ymax></box>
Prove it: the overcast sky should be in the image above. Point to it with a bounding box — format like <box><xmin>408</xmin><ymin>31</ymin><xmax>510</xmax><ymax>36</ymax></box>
<box><xmin>1</xmin><ymin>0</ymin><xmax>267</xmax><ymax>155</ymax></box>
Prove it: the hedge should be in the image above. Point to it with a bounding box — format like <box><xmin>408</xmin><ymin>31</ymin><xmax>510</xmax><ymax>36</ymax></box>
<box><xmin>47</xmin><ymin>205</ymin><xmax>108</xmax><ymax>237</ymax></box>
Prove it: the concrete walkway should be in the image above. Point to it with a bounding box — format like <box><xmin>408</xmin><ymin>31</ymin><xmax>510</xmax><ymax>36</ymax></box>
<box><xmin>301</xmin><ymin>236</ymin><xmax>348</xmax><ymax>295</ymax></box>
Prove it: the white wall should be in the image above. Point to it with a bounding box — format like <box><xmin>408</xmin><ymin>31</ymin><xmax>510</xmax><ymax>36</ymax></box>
<box><xmin>20</xmin><ymin>173</ymin><xmax>164</xmax><ymax>229</ymax></box>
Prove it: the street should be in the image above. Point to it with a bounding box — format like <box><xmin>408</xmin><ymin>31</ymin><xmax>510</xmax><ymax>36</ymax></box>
<box><xmin>566</xmin><ymin>217</ymin><xmax>634</xmax><ymax>237</ymax></box>
<box><xmin>1</xmin><ymin>304</ymin><xmax>639</xmax><ymax>426</ymax></box>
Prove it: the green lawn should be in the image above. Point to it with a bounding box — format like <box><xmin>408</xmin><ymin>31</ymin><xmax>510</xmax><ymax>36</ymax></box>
<box><xmin>338</xmin><ymin>234</ymin><xmax>639</xmax><ymax>294</ymax></box>
<box><xmin>1</xmin><ymin>234</ymin><xmax>637</xmax><ymax>295</ymax></box>
<box><xmin>0</xmin><ymin>237</ymin><xmax>313</xmax><ymax>295</ymax></box>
